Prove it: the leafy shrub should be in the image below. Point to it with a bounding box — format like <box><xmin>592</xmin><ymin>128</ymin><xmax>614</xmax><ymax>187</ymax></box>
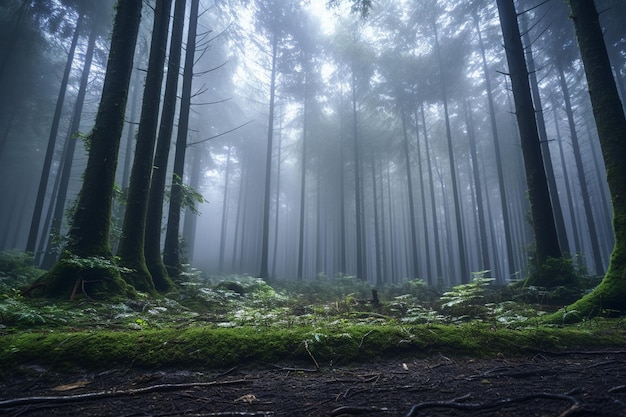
<box><xmin>0</xmin><ymin>251</ymin><xmax>45</xmax><ymax>294</ymax></box>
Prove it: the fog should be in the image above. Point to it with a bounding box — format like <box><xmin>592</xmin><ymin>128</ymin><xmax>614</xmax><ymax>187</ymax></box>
<box><xmin>1</xmin><ymin>0</ymin><xmax>622</xmax><ymax>287</ymax></box>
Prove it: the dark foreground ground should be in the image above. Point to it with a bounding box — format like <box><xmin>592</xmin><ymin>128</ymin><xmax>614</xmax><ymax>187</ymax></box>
<box><xmin>1</xmin><ymin>349</ymin><xmax>626</xmax><ymax>417</ymax></box>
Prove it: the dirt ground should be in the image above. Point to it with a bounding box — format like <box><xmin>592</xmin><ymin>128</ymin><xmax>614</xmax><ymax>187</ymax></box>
<box><xmin>1</xmin><ymin>349</ymin><xmax>626</xmax><ymax>417</ymax></box>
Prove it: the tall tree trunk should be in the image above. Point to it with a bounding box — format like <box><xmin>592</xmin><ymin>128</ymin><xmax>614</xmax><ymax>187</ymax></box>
<box><xmin>553</xmin><ymin>104</ymin><xmax>583</xmax><ymax>266</ymax></box>
<box><xmin>401</xmin><ymin>111</ymin><xmax>419</xmax><ymax>280</ymax></box>
<box><xmin>117</xmin><ymin>0</ymin><xmax>172</xmax><ymax>293</ymax></box>
<box><xmin>219</xmin><ymin>145</ymin><xmax>233</xmax><ymax>273</ymax></box>
<box><xmin>41</xmin><ymin>25</ymin><xmax>97</xmax><ymax>269</ymax></box>
<box><xmin>414</xmin><ymin>107</ymin><xmax>432</xmax><ymax>284</ymax></box>
<box><xmin>555</xmin><ymin>61</ymin><xmax>604</xmax><ymax>274</ymax></box>
<box><xmin>297</xmin><ymin>75</ymin><xmax>309</xmax><ymax>280</ymax></box>
<box><xmin>560</xmin><ymin>0</ymin><xmax>626</xmax><ymax>319</ymax></box>
<box><xmin>520</xmin><ymin>14</ymin><xmax>570</xmax><ymax>257</ymax></box>
<box><xmin>163</xmin><ymin>0</ymin><xmax>199</xmax><ymax>278</ymax></box>
<box><xmin>433</xmin><ymin>23</ymin><xmax>468</xmax><ymax>284</ymax></box>
<box><xmin>473</xmin><ymin>9</ymin><xmax>516</xmax><ymax>280</ymax></box>
<box><xmin>421</xmin><ymin>103</ymin><xmax>443</xmax><ymax>283</ymax></box>
<box><xmin>32</xmin><ymin>0</ymin><xmax>142</xmax><ymax>299</ymax></box>
<box><xmin>464</xmin><ymin>99</ymin><xmax>490</xmax><ymax>272</ymax></box>
<box><xmin>26</xmin><ymin>13</ymin><xmax>84</xmax><ymax>254</ymax></box>
<box><xmin>496</xmin><ymin>0</ymin><xmax>566</xmax><ymax>286</ymax></box>
<box><xmin>145</xmin><ymin>0</ymin><xmax>186</xmax><ymax>291</ymax></box>
<box><xmin>351</xmin><ymin>63</ymin><xmax>365</xmax><ymax>281</ymax></box>
<box><xmin>258</xmin><ymin>32</ymin><xmax>278</xmax><ymax>281</ymax></box>
<box><xmin>182</xmin><ymin>146</ymin><xmax>202</xmax><ymax>263</ymax></box>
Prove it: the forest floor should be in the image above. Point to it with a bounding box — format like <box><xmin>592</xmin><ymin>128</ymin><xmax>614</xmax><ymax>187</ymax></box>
<box><xmin>2</xmin><ymin>349</ymin><xmax>626</xmax><ymax>417</ymax></box>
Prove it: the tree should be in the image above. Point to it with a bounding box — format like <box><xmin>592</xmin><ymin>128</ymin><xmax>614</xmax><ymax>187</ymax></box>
<box><xmin>557</xmin><ymin>0</ymin><xmax>626</xmax><ymax>320</ymax></box>
<box><xmin>117</xmin><ymin>0</ymin><xmax>172</xmax><ymax>293</ymax></box>
<box><xmin>26</xmin><ymin>11</ymin><xmax>85</xmax><ymax>255</ymax></box>
<box><xmin>163</xmin><ymin>0</ymin><xmax>200</xmax><ymax>278</ymax></box>
<box><xmin>495</xmin><ymin>0</ymin><xmax>572</xmax><ymax>287</ymax></box>
<box><xmin>144</xmin><ymin>0</ymin><xmax>186</xmax><ymax>292</ymax></box>
<box><xmin>28</xmin><ymin>0</ymin><xmax>143</xmax><ymax>299</ymax></box>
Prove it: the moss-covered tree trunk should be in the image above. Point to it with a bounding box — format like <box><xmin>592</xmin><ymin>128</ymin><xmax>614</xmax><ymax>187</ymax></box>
<box><xmin>117</xmin><ymin>0</ymin><xmax>172</xmax><ymax>294</ymax></box>
<box><xmin>558</xmin><ymin>0</ymin><xmax>626</xmax><ymax>320</ymax></box>
<box><xmin>29</xmin><ymin>0</ymin><xmax>142</xmax><ymax>299</ymax></box>
<box><xmin>144</xmin><ymin>0</ymin><xmax>186</xmax><ymax>293</ymax></box>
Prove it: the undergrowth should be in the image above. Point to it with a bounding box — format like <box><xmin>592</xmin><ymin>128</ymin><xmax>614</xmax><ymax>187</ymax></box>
<box><xmin>0</xmin><ymin>250</ymin><xmax>624</xmax><ymax>370</ymax></box>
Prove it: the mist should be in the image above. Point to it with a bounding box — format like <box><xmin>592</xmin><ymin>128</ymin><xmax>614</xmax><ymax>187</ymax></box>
<box><xmin>1</xmin><ymin>0</ymin><xmax>622</xmax><ymax>288</ymax></box>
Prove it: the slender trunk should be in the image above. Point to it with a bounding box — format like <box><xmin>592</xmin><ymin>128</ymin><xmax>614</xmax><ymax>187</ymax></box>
<box><xmin>41</xmin><ymin>25</ymin><xmax>97</xmax><ymax>269</ymax></box>
<box><xmin>145</xmin><ymin>0</ymin><xmax>186</xmax><ymax>290</ymax></box>
<box><xmin>219</xmin><ymin>146</ymin><xmax>233</xmax><ymax>273</ymax></box>
<box><xmin>521</xmin><ymin>14</ymin><xmax>570</xmax><ymax>256</ymax></box>
<box><xmin>496</xmin><ymin>0</ymin><xmax>563</xmax><ymax>281</ymax></box>
<box><xmin>118</xmin><ymin>0</ymin><xmax>172</xmax><ymax>293</ymax></box>
<box><xmin>163</xmin><ymin>0</ymin><xmax>199</xmax><ymax>278</ymax></box>
<box><xmin>27</xmin><ymin>13</ymin><xmax>84</xmax><ymax>254</ymax></box>
<box><xmin>401</xmin><ymin>111</ymin><xmax>419</xmax><ymax>279</ymax></box>
<box><xmin>553</xmin><ymin>104</ymin><xmax>583</xmax><ymax>265</ymax></box>
<box><xmin>556</xmin><ymin>62</ymin><xmax>604</xmax><ymax>274</ymax></box>
<box><xmin>433</xmin><ymin>23</ymin><xmax>468</xmax><ymax>284</ymax></box>
<box><xmin>258</xmin><ymin>32</ymin><xmax>277</xmax><ymax>281</ymax></box>
<box><xmin>414</xmin><ymin>107</ymin><xmax>432</xmax><ymax>284</ymax></box>
<box><xmin>297</xmin><ymin>75</ymin><xmax>309</xmax><ymax>280</ymax></box>
<box><xmin>421</xmin><ymin>104</ymin><xmax>442</xmax><ymax>282</ymax></box>
<box><xmin>464</xmin><ymin>99</ymin><xmax>490</xmax><ymax>271</ymax></box>
<box><xmin>473</xmin><ymin>10</ymin><xmax>516</xmax><ymax>280</ymax></box>
<box><xmin>351</xmin><ymin>64</ymin><xmax>365</xmax><ymax>281</ymax></box>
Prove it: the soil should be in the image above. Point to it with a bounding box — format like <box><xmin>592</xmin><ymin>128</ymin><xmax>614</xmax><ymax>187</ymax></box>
<box><xmin>1</xmin><ymin>349</ymin><xmax>626</xmax><ymax>417</ymax></box>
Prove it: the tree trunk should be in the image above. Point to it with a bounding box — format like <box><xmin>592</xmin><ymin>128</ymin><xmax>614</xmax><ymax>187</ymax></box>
<box><xmin>297</xmin><ymin>73</ymin><xmax>309</xmax><ymax>280</ymax></box>
<box><xmin>521</xmin><ymin>14</ymin><xmax>570</xmax><ymax>257</ymax></box>
<box><xmin>555</xmin><ymin>60</ymin><xmax>604</xmax><ymax>274</ymax></box>
<box><xmin>163</xmin><ymin>0</ymin><xmax>199</xmax><ymax>278</ymax></box>
<box><xmin>401</xmin><ymin>111</ymin><xmax>419</xmax><ymax>280</ymax></box>
<box><xmin>219</xmin><ymin>145</ymin><xmax>233</xmax><ymax>273</ymax></box>
<box><xmin>496</xmin><ymin>0</ymin><xmax>568</xmax><ymax>286</ymax></box>
<box><xmin>473</xmin><ymin>10</ymin><xmax>516</xmax><ymax>281</ymax></box>
<box><xmin>31</xmin><ymin>0</ymin><xmax>142</xmax><ymax>299</ymax></box>
<box><xmin>433</xmin><ymin>23</ymin><xmax>468</xmax><ymax>284</ymax></box>
<box><xmin>560</xmin><ymin>0</ymin><xmax>626</xmax><ymax>319</ymax></box>
<box><xmin>464</xmin><ymin>99</ymin><xmax>490</xmax><ymax>272</ymax></box>
<box><xmin>26</xmin><ymin>12</ymin><xmax>84</xmax><ymax>254</ymax></box>
<box><xmin>351</xmin><ymin>62</ymin><xmax>365</xmax><ymax>281</ymax></box>
<box><xmin>145</xmin><ymin>0</ymin><xmax>186</xmax><ymax>291</ymax></box>
<box><xmin>41</xmin><ymin>24</ymin><xmax>97</xmax><ymax>269</ymax></box>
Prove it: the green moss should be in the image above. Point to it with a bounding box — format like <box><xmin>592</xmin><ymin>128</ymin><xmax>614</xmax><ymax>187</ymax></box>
<box><xmin>26</xmin><ymin>256</ymin><xmax>132</xmax><ymax>301</ymax></box>
<box><xmin>2</xmin><ymin>322</ymin><xmax>625</xmax><ymax>372</ymax></box>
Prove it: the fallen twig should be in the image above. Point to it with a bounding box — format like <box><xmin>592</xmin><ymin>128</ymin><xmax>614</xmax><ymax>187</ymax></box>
<box><xmin>0</xmin><ymin>379</ymin><xmax>251</xmax><ymax>409</ymax></box>
<box><xmin>329</xmin><ymin>405</ymin><xmax>389</xmax><ymax>416</ymax></box>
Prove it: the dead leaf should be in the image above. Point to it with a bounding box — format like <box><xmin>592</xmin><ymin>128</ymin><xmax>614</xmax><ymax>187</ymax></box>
<box><xmin>235</xmin><ymin>394</ymin><xmax>258</xmax><ymax>404</ymax></box>
<box><xmin>51</xmin><ymin>381</ymin><xmax>91</xmax><ymax>391</ymax></box>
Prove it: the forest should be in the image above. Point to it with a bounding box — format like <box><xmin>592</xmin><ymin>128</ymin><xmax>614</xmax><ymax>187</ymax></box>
<box><xmin>1</xmin><ymin>0</ymin><xmax>626</xmax><ymax>414</ymax></box>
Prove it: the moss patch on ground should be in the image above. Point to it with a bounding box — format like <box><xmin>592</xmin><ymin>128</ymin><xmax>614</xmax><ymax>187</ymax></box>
<box><xmin>2</xmin><ymin>321</ymin><xmax>625</xmax><ymax>372</ymax></box>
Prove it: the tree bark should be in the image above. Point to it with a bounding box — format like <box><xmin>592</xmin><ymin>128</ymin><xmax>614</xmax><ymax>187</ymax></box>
<box><xmin>26</xmin><ymin>12</ymin><xmax>84</xmax><ymax>254</ymax></box>
<box><xmin>32</xmin><ymin>0</ymin><xmax>142</xmax><ymax>299</ymax></box>
<box><xmin>496</xmin><ymin>0</ymin><xmax>566</xmax><ymax>286</ymax></box>
<box><xmin>559</xmin><ymin>0</ymin><xmax>626</xmax><ymax>319</ymax></box>
<box><xmin>145</xmin><ymin>0</ymin><xmax>187</xmax><ymax>292</ymax></box>
<box><xmin>163</xmin><ymin>0</ymin><xmax>200</xmax><ymax>278</ymax></box>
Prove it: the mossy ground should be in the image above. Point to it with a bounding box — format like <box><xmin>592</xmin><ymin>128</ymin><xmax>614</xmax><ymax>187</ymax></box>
<box><xmin>2</xmin><ymin>320</ymin><xmax>625</xmax><ymax>372</ymax></box>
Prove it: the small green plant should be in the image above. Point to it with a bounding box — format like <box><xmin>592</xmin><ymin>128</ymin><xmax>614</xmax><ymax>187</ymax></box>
<box><xmin>439</xmin><ymin>272</ymin><xmax>495</xmax><ymax>320</ymax></box>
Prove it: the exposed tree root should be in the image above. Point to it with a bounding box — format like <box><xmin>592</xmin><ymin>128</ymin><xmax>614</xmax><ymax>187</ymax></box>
<box><xmin>0</xmin><ymin>379</ymin><xmax>251</xmax><ymax>409</ymax></box>
<box><xmin>404</xmin><ymin>391</ymin><xmax>585</xmax><ymax>417</ymax></box>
